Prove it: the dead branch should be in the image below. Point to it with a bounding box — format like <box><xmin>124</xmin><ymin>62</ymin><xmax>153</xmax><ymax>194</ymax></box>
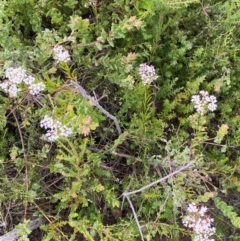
<box><xmin>69</xmin><ymin>80</ymin><xmax>122</xmax><ymax>135</ymax></box>
<box><xmin>123</xmin><ymin>161</ymin><xmax>194</xmax><ymax>197</ymax></box>
<box><xmin>122</xmin><ymin>161</ymin><xmax>194</xmax><ymax>241</ymax></box>
<box><xmin>0</xmin><ymin>218</ymin><xmax>43</xmax><ymax>241</ymax></box>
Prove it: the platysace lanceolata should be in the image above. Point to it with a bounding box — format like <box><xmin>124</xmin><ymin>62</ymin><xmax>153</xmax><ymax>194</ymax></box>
<box><xmin>138</xmin><ymin>63</ymin><xmax>158</xmax><ymax>85</ymax></box>
<box><xmin>191</xmin><ymin>91</ymin><xmax>217</xmax><ymax>115</ymax></box>
<box><xmin>0</xmin><ymin>67</ymin><xmax>45</xmax><ymax>97</ymax></box>
<box><xmin>183</xmin><ymin>203</ymin><xmax>216</xmax><ymax>241</ymax></box>
<box><xmin>40</xmin><ymin>115</ymin><xmax>73</xmax><ymax>142</ymax></box>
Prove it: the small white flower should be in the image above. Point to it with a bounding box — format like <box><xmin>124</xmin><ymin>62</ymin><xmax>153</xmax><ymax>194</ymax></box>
<box><xmin>183</xmin><ymin>203</ymin><xmax>215</xmax><ymax>241</ymax></box>
<box><xmin>209</xmin><ymin>95</ymin><xmax>217</xmax><ymax>103</ymax></box>
<box><xmin>40</xmin><ymin>115</ymin><xmax>73</xmax><ymax>142</ymax></box>
<box><xmin>5</xmin><ymin>67</ymin><xmax>27</xmax><ymax>84</ymax></box>
<box><xmin>199</xmin><ymin>90</ymin><xmax>208</xmax><ymax>96</ymax></box>
<box><xmin>138</xmin><ymin>63</ymin><xmax>158</xmax><ymax>85</ymax></box>
<box><xmin>59</xmin><ymin>125</ymin><xmax>73</xmax><ymax>137</ymax></box>
<box><xmin>1</xmin><ymin>67</ymin><xmax>45</xmax><ymax>98</ymax></box>
<box><xmin>53</xmin><ymin>45</ymin><xmax>71</xmax><ymax>63</ymax></box>
<box><xmin>40</xmin><ymin>115</ymin><xmax>54</xmax><ymax>129</ymax></box>
<box><xmin>0</xmin><ymin>80</ymin><xmax>20</xmax><ymax>97</ymax></box>
<box><xmin>8</xmin><ymin>84</ymin><xmax>20</xmax><ymax>98</ymax></box>
<box><xmin>191</xmin><ymin>91</ymin><xmax>217</xmax><ymax>115</ymax></box>
<box><xmin>24</xmin><ymin>75</ymin><xmax>35</xmax><ymax>85</ymax></box>
<box><xmin>208</xmin><ymin>102</ymin><xmax>217</xmax><ymax>112</ymax></box>
<box><xmin>187</xmin><ymin>203</ymin><xmax>198</xmax><ymax>213</ymax></box>
<box><xmin>191</xmin><ymin>95</ymin><xmax>200</xmax><ymax>103</ymax></box>
<box><xmin>46</xmin><ymin>128</ymin><xmax>59</xmax><ymax>142</ymax></box>
<box><xmin>0</xmin><ymin>81</ymin><xmax>10</xmax><ymax>91</ymax></box>
<box><xmin>199</xmin><ymin>206</ymin><xmax>208</xmax><ymax>216</ymax></box>
<box><xmin>28</xmin><ymin>82</ymin><xmax>45</xmax><ymax>95</ymax></box>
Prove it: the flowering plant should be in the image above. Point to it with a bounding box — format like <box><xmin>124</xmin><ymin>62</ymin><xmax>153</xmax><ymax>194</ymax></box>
<box><xmin>191</xmin><ymin>91</ymin><xmax>217</xmax><ymax>115</ymax></box>
<box><xmin>0</xmin><ymin>0</ymin><xmax>240</xmax><ymax>240</ymax></box>
<box><xmin>40</xmin><ymin>115</ymin><xmax>73</xmax><ymax>142</ymax></box>
<box><xmin>138</xmin><ymin>63</ymin><xmax>158</xmax><ymax>85</ymax></box>
<box><xmin>53</xmin><ymin>45</ymin><xmax>71</xmax><ymax>63</ymax></box>
<box><xmin>183</xmin><ymin>203</ymin><xmax>216</xmax><ymax>241</ymax></box>
<box><xmin>0</xmin><ymin>67</ymin><xmax>45</xmax><ymax>97</ymax></box>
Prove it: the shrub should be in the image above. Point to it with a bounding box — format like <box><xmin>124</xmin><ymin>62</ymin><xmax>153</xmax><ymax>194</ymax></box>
<box><xmin>0</xmin><ymin>0</ymin><xmax>240</xmax><ymax>240</ymax></box>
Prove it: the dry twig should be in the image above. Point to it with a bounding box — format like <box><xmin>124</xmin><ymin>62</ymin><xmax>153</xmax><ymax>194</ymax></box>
<box><xmin>122</xmin><ymin>161</ymin><xmax>194</xmax><ymax>241</ymax></box>
<box><xmin>69</xmin><ymin>80</ymin><xmax>122</xmax><ymax>135</ymax></box>
<box><xmin>0</xmin><ymin>218</ymin><xmax>43</xmax><ymax>241</ymax></box>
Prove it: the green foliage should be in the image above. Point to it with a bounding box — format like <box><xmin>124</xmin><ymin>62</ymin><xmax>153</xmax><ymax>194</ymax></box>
<box><xmin>1</xmin><ymin>0</ymin><xmax>240</xmax><ymax>240</ymax></box>
<box><xmin>214</xmin><ymin>197</ymin><xmax>240</xmax><ymax>228</ymax></box>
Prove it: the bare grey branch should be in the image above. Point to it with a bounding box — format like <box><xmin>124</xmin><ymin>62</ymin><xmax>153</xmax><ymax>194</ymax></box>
<box><xmin>0</xmin><ymin>218</ymin><xmax>43</xmax><ymax>241</ymax></box>
<box><xmin>70</xmin><ymin>81</ymin><xmax>122</xmax><ymax>135</ymax></box>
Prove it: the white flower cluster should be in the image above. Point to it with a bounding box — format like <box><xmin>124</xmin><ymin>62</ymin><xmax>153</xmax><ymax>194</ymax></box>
<box><xmin>191</xmin><ymin>91</ymin><xmax>217</xmax><ymax>115</ymax></box>
<box><xmin>138</xmin><ymin>63</ymin><xmax>158</xmax><ymax>85</ymax></box>
<box><xmin>53</xmin><ymin>45</ymin><xmax>71</xmax><ymax>63</ymax></box>
<box><xmin>40</xmin><ymin>115</ymin><xmax>73</xmax><ymax>142</ymax></box>
<box><xmin>28</xmin><ymin>83</ymin><xmax>45</xmax><ymax>95</ymax></box>
<box><xmin>183</xmin><ymin>203</ymin><xmax>216</xmax><ymax>241</ymax></box>
<box><xmin>0</xmin><ymin>67</ymin><xmax>45</xmax><ymax>97</ymax></box>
